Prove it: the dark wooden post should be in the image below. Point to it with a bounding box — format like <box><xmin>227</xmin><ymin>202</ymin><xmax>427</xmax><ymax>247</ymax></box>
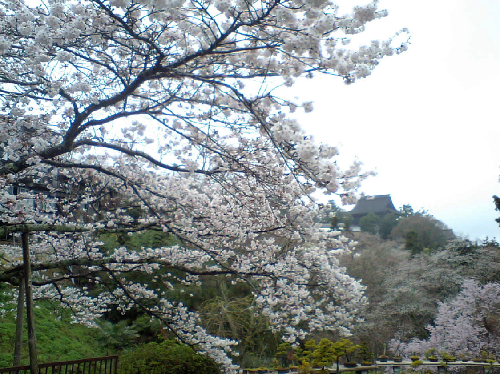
<box><xmin>22</xmin><ymin>231</ymin><xmax>39</xmax><ymax>374</ymax></box>
<box><xmin>13</xmin><ymin>277</ymin><xmax>25</xmax><ymax>366</ymax></box>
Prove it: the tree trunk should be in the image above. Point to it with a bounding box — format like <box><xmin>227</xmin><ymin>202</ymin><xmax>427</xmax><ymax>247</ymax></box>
<box><xmin>13</xmin><ymin>278</ymin><xmax>25</xmax><ymax>366</ymax></box>
<box><xmin>22</xmin><ymin>232</ymin><xmax>39</xmax><ymax>374</ymax></box>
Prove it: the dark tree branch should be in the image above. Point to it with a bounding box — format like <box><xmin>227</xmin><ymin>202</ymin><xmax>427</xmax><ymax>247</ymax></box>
<box><xmin>72</xmin><ymin>140</ymin><xmax>217</xmax><ymax>175</ymax></box>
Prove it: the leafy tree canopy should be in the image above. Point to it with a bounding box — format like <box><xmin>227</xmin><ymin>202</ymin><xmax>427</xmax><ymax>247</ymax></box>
<box><xmin>494</xmin><ymin>195</ymin><xmax>500</xmax><ymax>227</ymax></box>
<box><xmin>359</xmin><ymin>213</ymin><xmax>379</xmax><ymax>235</ymax></box>
<box><xmin>398</xmin><ymin>204</ymin><xmax>428</xmax><ymax>218</ymax></box>
<box><xmin>391</xmin><ymin>215</ymin><xmax>454</xmax><ymax>254</ymax></box>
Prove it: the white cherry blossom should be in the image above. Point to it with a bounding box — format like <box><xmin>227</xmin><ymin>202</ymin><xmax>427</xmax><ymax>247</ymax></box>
<box><xmin>0</xmin><ymin>0</ymin><xmax>408</xmax><ymax>369</ymax></box>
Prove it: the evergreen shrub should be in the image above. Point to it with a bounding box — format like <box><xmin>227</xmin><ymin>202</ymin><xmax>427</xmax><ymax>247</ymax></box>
<box><xmin>118</xmin><ymin>340</ymin><xmax>220</xmax><ymax>374</ymax></box>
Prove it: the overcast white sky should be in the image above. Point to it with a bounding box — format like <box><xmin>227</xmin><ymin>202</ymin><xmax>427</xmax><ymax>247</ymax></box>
<box><xmin>287</xmin><ymin>0</ymin><xmax>500</xmax><ymax>240</ymax></box>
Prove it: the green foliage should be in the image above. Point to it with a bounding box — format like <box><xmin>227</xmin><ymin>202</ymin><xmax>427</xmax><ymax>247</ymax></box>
<box><xmin>118</xmin><ymin>340</ymin><xmax>220</xmax><ymax>374</ymax></box>
<box><xmin>0</xmin><ymin>297</ymin><xmax>105</xmax><ymax>368</ymax></box>
<box><xmin>424</xmin><ymin>348</ymin><xmax>437</xmax><ymax>360</ymax></box>
<box><xmin>357</xmin><ymin>342</ymin><xmax>373</xmax><ymax>362</ymax></box>
<box><xmin>480</xmin><ymin>350</ymin><xmax>494</xmax><ymax>362</ymax></box>
<box><xmin>274</xmin><ymin>342</ymin><xmax>300</xmax><ymax>368</ymax></box>
<box><xmin>199</xmin><ymin>292</ymin><xmax>279</xmax><ymax>367</ymax></box>
<box><xmin>337</xmin><ymin>339</ymin><xmax>360</xmax><ymax>363</ymax></box>
<box><xmin>398</xmin><ymin>204</ymin><xmax>428</xmax><ymax>218</ymax></box>
<box><xmin>99</xmin><ymin>230</ymin><xmax>176</xmax><ymax>253</ymax></box>
<box><xmin>318</xmin><ymin>200</ymin><xmax>342</xmax><ymax>224</ymax></box>
<box><xmin>359</xmin><ymin>213</ymin><xmax>379</xmax><ymax>235</ymax></box>
<box><xmin>317</xmin><ymin>201</ymin><xmax>353</xmax><ymax>231</ymax></box>
<box><xmin>403</xmin><ymin>230</ymin><xmax>422</xmax><ymax>255</ymax></box>
<box><xmin>128</xmin><ymin>314</ymin><xmax>164</xmax><ymax>344</ymax></box>
<box><xmin>311</xmin><ymin>339</ymin><xmax>336</xmax><ymax>368</ymax></box>
<box><xmin>358</xmin><ymin>212</ymin><xmax>397</xmax><ymax>238</ymax></box>
<box><xmin>399</xmin><ymin>204</ymin><xmax>415</xmax><ymax>218</ymax></box>
<box><xmin>302</xmin><ymin>339</ymin><xmax>318</xmax><ymax>363</ymax></box>
<box><xmin>438</xmin><ymin>351</ymin><xmax>455</xmax><ymax>362</ymax></box>
<box><xmin>96</xmin><ymin>320</ymin><xmax>140</xmax><ymax>352</ymax></box>
<box><xmin>298</xmin><ymin>338</ymin><xmax>360</xmax><ymax>370</ymax></box>
<box><xmin>494</xmin><ymin>195</ymin><xmax>500</xmax><ymax>227</ymax></box>
<box><xmin>410</xmin><ymin>360</ymin><xmax>423</xmax><ymax>368</ymax></box>
<box><xmin>392</xmin><ymin>215</ymin><xmax>454</xmax><ymax>254</ymax></box>
<box><xmin>337</xmin><ymin>212</ymin><xmax>354</xmax><ymax>232</ymax></box>
<box><xmin>379</xmin><ymin>214</ymin><xmax>398</xmax><ymax>239</ymax></box>
<box><xmin>238</xmin><ymin>354</ymin><xmax>273</xmax><ymax>370</ymax></box>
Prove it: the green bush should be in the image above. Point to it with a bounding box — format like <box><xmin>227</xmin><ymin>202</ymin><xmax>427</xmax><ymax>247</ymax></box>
<box><xmin>118</xmin><ymin>340</ymin><xmax>220</xmax><ymax>374</ymax></box>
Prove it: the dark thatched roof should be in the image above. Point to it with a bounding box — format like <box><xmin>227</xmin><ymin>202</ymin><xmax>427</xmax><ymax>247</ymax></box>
<box><xmin>349</xmin><ymin>195</ymin><xmax>398</xmax><ymax>217</ymax></box>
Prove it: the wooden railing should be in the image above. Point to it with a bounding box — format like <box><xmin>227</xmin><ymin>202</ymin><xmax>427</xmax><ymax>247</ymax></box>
<box><xmin>0</xmin><ymin>356</ymin><xmax>118</xmax><ymax>374</ymax></box>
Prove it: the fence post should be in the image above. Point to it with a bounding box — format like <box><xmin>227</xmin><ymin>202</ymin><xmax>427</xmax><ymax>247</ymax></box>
<box><xmin>13</xmin><ymin>278</ymin><xmax>25</xmax><ymax>366</ymax></box>
<box><xmin>22</xmin><ymin>232</ymin><xmax>39</xmax><ymax>374</ymax></box>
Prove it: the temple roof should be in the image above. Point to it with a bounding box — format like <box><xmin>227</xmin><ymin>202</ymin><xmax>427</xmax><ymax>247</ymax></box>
<box><xmin>349</xmin><ymin>195</ymin><xmax>398</xmax><ymax>217</ymax></box>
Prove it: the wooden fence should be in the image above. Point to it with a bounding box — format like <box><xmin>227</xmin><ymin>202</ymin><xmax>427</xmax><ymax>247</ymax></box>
<box><xmin>0</xmin><ymin>356</ymin><xmax>118</xmax><ymax>374</ymax></box>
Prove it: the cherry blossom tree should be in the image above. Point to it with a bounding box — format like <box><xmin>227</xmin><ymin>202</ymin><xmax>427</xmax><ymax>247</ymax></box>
<box><xmin>0</xmin><ymin>0</ymin><xmax>409</xmax><ymax>370</ymax></box>
<box><xmin>391</xmin><ymin>280</ymin><xmax>500</xmax><ymax>357</ymax></box>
